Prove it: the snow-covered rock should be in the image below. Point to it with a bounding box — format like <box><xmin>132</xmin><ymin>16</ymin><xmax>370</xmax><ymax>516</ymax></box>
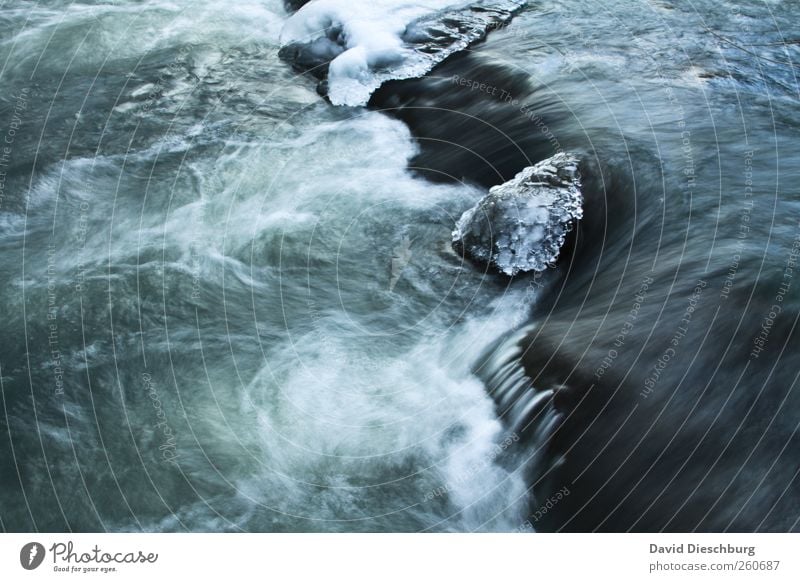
<box><xmin>452</xmin><ymin>153</ymin><xmax>583</xmax><ymax>276</ymax></box>
<box><xmin>278</xmin><ymin>0</ymin><xmax>525</xmax><ymax>106</ymax></box>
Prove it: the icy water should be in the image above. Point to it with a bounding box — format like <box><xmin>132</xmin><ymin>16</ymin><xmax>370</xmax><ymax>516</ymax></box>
<box><xmin>0</xmin><ymin>0</ymin><xmax>798</xmax><ymax>532</ymax></box>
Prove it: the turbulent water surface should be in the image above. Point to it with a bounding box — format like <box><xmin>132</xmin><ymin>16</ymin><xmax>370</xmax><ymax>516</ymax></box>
<box><xmin>1</xmin><ymin>0</ymin><xmax>798</xmax><ymax>532</ymax></box>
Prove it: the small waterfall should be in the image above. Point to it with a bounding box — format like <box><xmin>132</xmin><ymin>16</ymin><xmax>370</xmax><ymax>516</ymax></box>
<box><xmin>475</xmin><ymin>324</ymin><xmax>564</xmax><ymax>484</ymax></box>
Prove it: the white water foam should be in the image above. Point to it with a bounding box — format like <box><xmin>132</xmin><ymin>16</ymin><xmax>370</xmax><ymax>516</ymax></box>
<box><xmin>16</xmin><ymin>103</ymin><xmax>530</xmax><ymax>530</ymax></box>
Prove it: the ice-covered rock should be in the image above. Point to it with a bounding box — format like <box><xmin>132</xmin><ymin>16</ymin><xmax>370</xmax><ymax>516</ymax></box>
<box><xmin>278</xmin><ymin>0</ymin><xmax>525</xmax><ymax>106</ymax></box>
<box><xmin>452</xmin><ymin>153</ymin><xmax>583</xmax><ymax>276</ymax></box>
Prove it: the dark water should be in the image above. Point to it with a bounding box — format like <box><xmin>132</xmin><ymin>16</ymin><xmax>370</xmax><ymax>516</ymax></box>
<box><xmin>1</xmin><ymin>0</ymin><xmax>798</xmax><ymax>532</ymax></box>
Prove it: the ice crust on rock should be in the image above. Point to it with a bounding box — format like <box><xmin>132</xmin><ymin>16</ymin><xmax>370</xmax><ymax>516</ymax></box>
<box><xmin>279</xmin><ymin>0</ymin><xmax>525</xmax><ymax>106</ymax></box>
<box><xmin>452</xmin><ymin>153</ymin><xmax>583</xmax><ymax>276</ymax></box>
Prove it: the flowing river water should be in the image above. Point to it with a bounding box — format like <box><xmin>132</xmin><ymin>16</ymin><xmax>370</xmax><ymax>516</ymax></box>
<box><xmin>0</xmin><ymin>0</ymin><xmax>798</xmax><ymax>532</ymax></box>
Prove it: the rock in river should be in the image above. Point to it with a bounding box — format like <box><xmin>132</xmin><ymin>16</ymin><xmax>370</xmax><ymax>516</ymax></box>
<box><xmin>452</xmin><ymin>152</ymin><xmax>583</xmax><ymax>276</ymax></box>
